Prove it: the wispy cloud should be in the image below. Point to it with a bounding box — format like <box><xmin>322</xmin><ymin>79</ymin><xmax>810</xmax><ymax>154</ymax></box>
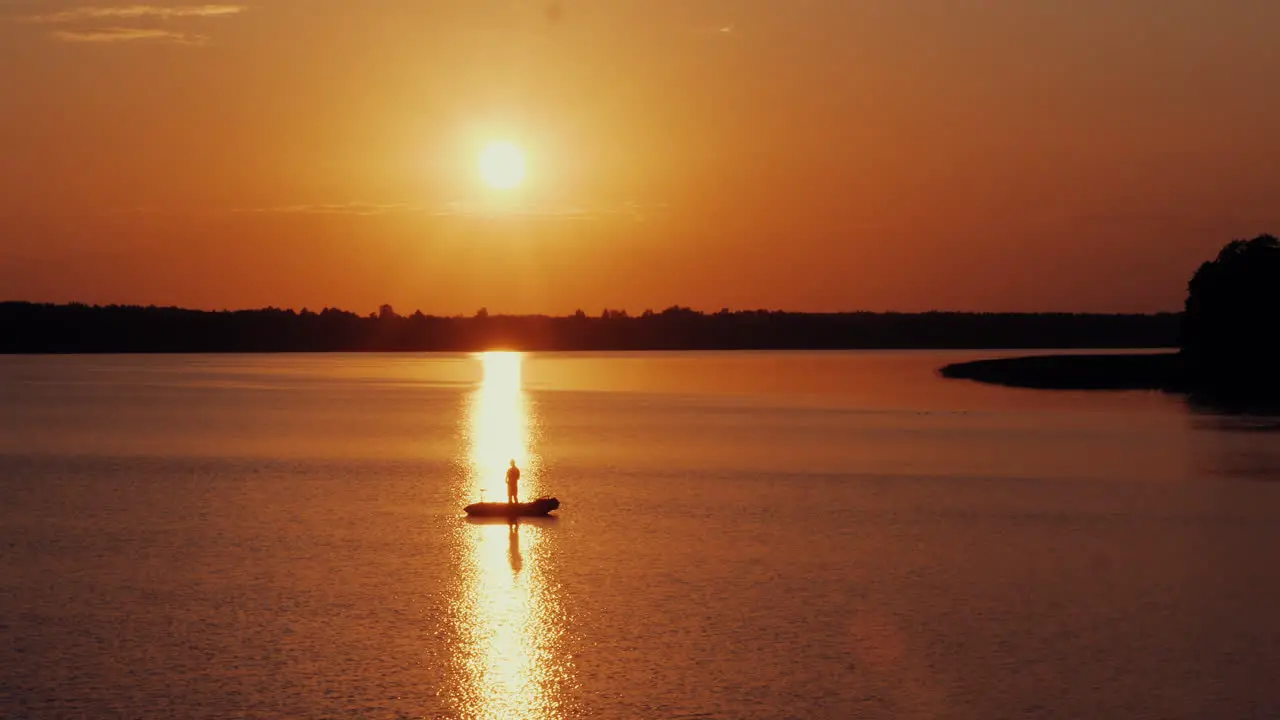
<box><xmin>234</xmin><ymin>202</ymin><xmax>419</xmax><ymax>216</ymax></box>
<box><xmin>21</xmin><ymin>4</ymin><xmax>247</xmax><ymax>46</ymax></box>
<box><xmin>229</xmin><ymin>199</ymin><xmax>657</xmax><ymax>221</ymax></box>
<box><xmin>433</xmin><ymin>199</ymin><xmax>653</xmax><ymax>221</ymax></box>
<box><xmin>51</xmin><ymin>26</ymin><xmax>208</xmax><ymax>44</ymax></box>
<box><xmin>29</xmin><ymin>4</ymin><xmax>247</xmax><ymax>24</ymax></box>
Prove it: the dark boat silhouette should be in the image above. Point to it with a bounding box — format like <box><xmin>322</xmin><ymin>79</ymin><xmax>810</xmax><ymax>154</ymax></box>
<box><xmin>464</xmin><ymin>496</ymin><xmax>561</xmax><ymax>518</ymax></box>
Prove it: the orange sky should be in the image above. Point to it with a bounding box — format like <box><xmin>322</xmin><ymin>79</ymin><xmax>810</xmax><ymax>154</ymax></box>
<box><xmin>2</xmin><ymin>1</ymin><xmax>1279</xmax><ymax>314</ymax></box>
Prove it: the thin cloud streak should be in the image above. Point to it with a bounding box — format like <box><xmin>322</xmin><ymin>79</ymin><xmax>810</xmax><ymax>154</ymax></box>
<box><xmin>234</xmin><ymin>203</ymin><xmax>418</xmax><ymax>216</ymax></box>
<box><xmin>229</xmin><ymin>200</ymin><xmax>655</xmax><ymax>220</ymax></box>
<box><xmin>29</xmin><ymin>4</ymin><xmax>247</xmax><ymax>23</ymax></box>
<box><xmin>433</xmin><ymin>199</ymin><xmax>653</xmax><ymax>221</ymax></box>
<box><xmin>51</xmin><ymin>27</ymin><xmax>209</xmax><ymax>44</ymax></box>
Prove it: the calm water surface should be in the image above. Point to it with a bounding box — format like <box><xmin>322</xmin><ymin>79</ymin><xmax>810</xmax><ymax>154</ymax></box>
<box><xmin>1</xmin><ymin>351</ymin><xmax>1278</xmax><ymax>719</ymax></box>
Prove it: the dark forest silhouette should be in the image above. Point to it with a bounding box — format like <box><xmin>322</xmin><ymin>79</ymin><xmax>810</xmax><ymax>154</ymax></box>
<box><xmin>1182</xmin><ymin>234</ymin><xmax>1280</xmax><ymax>396</ymax></box>
<box><xmin>942</xmin><ymin>234</ymin><xmax>1280</xmax><ymax>405</ymax></box>
<box><xmin>0</xmin><ymin>303</ymin><xmax>1179</xmax><ymax>354</ymax></box>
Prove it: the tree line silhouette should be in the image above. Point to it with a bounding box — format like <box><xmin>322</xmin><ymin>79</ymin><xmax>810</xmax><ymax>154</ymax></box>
<box><xmin>0</xmin><ymin>303</ymin><xmax>1181</xmax><ymax>354</ymax></box>
<box><xmin>1182</xmin><ymin>235</ymin><xmax>1279</xmax><ymax>378</ymax></box>
<box><xmin>941</xmin><ymin>234</ymin><xmax>1280</xmax><ymax>405</ymax></box>
<box><xmin>1180</xmin><ymin>233</ymin><xmax>1280</xmax><ymax>400</ymax></box>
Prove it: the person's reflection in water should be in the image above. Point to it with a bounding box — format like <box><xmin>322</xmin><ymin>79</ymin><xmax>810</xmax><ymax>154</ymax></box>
<box><xmin>508</xmin><ymin>520</ymin><xmax>523</xmax><ymax>575</ymax></box>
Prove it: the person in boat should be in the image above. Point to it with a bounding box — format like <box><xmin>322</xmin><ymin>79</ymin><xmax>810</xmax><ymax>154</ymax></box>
<box><xmin>505</xmin><ymin>459</ymin><xmax>520</xmax><ymax>504</ymax></box>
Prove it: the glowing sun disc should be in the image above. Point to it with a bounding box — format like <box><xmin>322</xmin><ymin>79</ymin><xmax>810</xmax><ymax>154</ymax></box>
<box><xmin>478</xmin><ymin>141</ymin><xmax>527</xmax><ymax>190</ymax></box>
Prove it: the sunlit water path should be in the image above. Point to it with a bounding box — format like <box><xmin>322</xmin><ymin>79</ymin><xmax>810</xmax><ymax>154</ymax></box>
<box><xmin>448</xmin><ymin>352</ymin><xmax>577</xmax><ymax>719</ymax></box>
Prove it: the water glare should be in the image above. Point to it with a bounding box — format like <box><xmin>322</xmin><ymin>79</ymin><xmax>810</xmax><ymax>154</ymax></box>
<box><xmin>468</xmin><ymin>352</ymin><xmax>536</xmax><ymax>501</ymax></box>
<box><xmin>450</xmin><ymin>352</ymin><xmax>575</xmax><ymax>719</ymax></box>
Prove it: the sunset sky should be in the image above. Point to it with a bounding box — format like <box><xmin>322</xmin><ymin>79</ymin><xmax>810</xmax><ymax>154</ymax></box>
<box><xmin>2</xmin><ymin>1</ymin><xmax>1279</xmax><ymax>315</ymax></box>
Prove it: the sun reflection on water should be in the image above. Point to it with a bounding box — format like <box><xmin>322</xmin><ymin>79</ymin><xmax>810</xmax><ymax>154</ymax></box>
<box><xmin>468</xmin><ymin>351</ymin><xmax>536</xmax><ymax>502</ymax></box>
<box><xmin>451</xmin><ymin>351</ymin><xmax>575</xmax><ymax>719</ymax></box>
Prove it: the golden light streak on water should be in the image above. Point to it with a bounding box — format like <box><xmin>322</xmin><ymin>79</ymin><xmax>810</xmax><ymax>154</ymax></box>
<box><xmin>450</xmin><ymin>351</ymin><xmax>576</xmax><ymax>719</ymax></box>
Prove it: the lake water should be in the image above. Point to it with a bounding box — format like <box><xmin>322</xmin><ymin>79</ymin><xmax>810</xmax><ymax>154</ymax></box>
<box><xmin>1</xmin><ymin>350</ymin><xmax>1278</xmax><ymax>720</ymax></box>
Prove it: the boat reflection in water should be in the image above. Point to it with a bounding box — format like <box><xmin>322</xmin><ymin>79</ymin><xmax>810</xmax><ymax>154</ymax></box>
<box><xmin>451</xmin><ymin>351</ymin><xmax>576</xmax><ymax>719</ymax></box>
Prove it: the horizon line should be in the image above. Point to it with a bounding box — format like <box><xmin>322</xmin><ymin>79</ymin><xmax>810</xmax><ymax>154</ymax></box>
<box><xmin>0</xmin><ymin>300</ymin><xmax>1185</xmax><ymax>318</ymax></box>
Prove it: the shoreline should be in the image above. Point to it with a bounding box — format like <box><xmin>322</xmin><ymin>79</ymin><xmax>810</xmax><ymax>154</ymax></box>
<box><xmin>940</xmin><ymin>353</ymin><xmax>1280</xmax><ymax>414</ymax></box>
<box><xmin>0</xmin><ymin>302</ymin><xmax>1181</xmax><ymax>354</ymax></box>
<box><xmin>0</xmin><ymin>346</ymin><xmax>1178</xmax><ymax>357</ymax></box>
<box><xmin>938</xmin><ymin>352</ymin><xmax>1183</xmax><ymax>391</ymax></box>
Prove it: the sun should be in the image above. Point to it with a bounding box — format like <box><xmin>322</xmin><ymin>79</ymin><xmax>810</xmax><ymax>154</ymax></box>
<box><xmin>478</xmin><ymin>141</ymin><xmax>527</xmax><ymax>190</ymax></box>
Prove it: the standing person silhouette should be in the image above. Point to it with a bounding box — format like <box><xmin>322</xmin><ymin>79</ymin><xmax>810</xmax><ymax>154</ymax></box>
<box><xmin>505</xmin><ymin>459</ymin><xmax>520</xmax><ymax>504</ymax></box>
